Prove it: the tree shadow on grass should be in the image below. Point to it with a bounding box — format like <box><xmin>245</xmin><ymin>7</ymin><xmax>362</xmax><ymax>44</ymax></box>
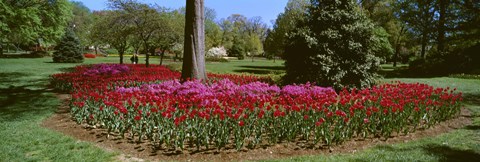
<box><xmin>0</xmin><ymin>85</ymin><xmax>56</xmax><ymax>121</ymax></box>
<box><xmin>233</xmin><ymin>65</ymin><xmax>285</xmax><ymax>75</ymax></box>
<box><xmin>237</xmin><ymin>65</ymin><xmax>285</xmax><ymax>71</ymax></box>
<box><xmin>0</xmin><ymin>72</ymin><xmax>29</xmax><ymax>85</ymax></box>
<box><xmin>0</xmin><ymin>71</ymin><xmax>58</xmax><ymax>121</ymax></box>
<box><xmin>353</xmin><ymin>144</ymin><xmax>480</xmax><ymax>162</ymax></box>
<box><xmin>379</xmin><ymin>68</ymin><xmax>447</xmax><ymax>79</ymax></box>
<box><xmin>423</xmin><ymin>144</ymin><xmax>480</xmax><ymax>162</ymax></box>
<box><xmin>462</xmin><ymin>93</ymin><xmax>480</xmax><ymax>106</ymax></box>
<box><xmin>233</xmin><ymin>69</ymin><xmax>275</xmax><ymax>75</ymax></box>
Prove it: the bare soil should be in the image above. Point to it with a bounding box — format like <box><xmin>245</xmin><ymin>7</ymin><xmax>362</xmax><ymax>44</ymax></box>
<box><xmin>42</xmin><ymin>94</ymin><xmax>473</xmax><ymax>162</ymax></box>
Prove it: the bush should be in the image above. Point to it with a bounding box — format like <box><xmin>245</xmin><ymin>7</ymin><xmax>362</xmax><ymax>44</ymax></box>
<box><xmin>408</xmin><ymin>44</ymin><xmax>480</xmax><ymax>76</ymax></box>
<box><xmin>206</xmin><ymin>46</ymin><xmax>228</xmax><ymax>58</ymax></box>
<box><xmin>283</xmin><ymin>0</ymin><xmax>381</xmax><ymax>90</ymax></box>
<box><xmin>228</xmin><ymin>42</ymin><xmax>246</xmax><ymax>60</ymax></box>
<box><xmin>53</xmin><ymin>29</ymin><xmax>84</xmax><ymax>63</ymax></box>
<box><xmin>30</xmin><ymin>51</ymin><xmax>50</xmax><ymax>58</ymax></box>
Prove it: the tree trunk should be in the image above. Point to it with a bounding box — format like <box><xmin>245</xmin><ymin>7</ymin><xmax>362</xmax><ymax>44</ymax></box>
<box><xmin>181</xmin><ymin>0</ymin><xmax>207</xmax><ymax>81</ymax></box>
<box><xmin>0</xmin><ymin>43</ymin><xmax>3</xmax><ymax>55</ymax></box>
<box><xmin>159</xmin><ymin>49</ymin><xmax>166</xmax><ymax>65</ymax></box>
<box><xmin>94</xmin><ymin>46</ymin><xmax>98</xmax><ymax>55</ymax></box>
<box><xmin>393</xmin><ymin>44</ymin><xmax>400</xmax><ymax>67</ymax></box>
<box><xmin>119</xmin><ymin>50</ymin><xmax>124</xmax><ymax>64</ymax></box>
<box><xmin>421</xmin><ymin>32</ymin><xmax>427</xmax><ymax>59</ymax></box>
<box><xmin>146</xmin><ymin>47</ymin><xmax>152</xmax><ymax>68</ymax></box>
<box><xmin>437</xmin><ymin>0</ymin><xmax>446</xmax><ymax>52</ymax></box>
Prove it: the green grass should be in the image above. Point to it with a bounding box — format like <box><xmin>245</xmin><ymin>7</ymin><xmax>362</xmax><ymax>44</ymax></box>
<box><xmin>1</xmin><ymin>57</ymin><xmax>479</xmax><ymax>161</ymax></box>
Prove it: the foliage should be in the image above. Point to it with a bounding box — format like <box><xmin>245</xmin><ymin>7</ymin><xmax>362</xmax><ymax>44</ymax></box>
<box><xmin>229</xmin><ymin>40</ymin><xmax>246</xmax><ymax>60</ymax></box>
<box><xmin>0</xmin><ymin>0</ymin><xmax>72</xmax><ymax>47</ymax></box>
<box><xmin>265</xmin><ymin>0</ymin><xmax>309</xmax><ymax>59</ymax></box>
<box><xmin>372</xmin><ymin>26</ymin><xmax>394</xmax><ymax>62</ymax></box>
<box><xmin>284</xmin><ymin>0</ymin><xmax>381</xmax><ymax>90</ymax></box>
<box><xmin>219</xmin><ymin>14</ymin><xmax>269</xmax><ymax>60</ymax></box>
<box><xmin>53</xmin><ymin>64</ymin><xmax>462</xmax><ymax>151</ymax></box>
<box><xmin>91</xmin><ymin>10</ymin><xmax>132</xmax><ymax>64</ymax></box>
<box><xmin>53</xmin><ymin>29</ymin><xmax>84</xmax><ymax>63</ymax></box>
<box><xmin>71</xmin><ymin>1</ymin><xmax>94</xmax><ymax>47</ymax></box>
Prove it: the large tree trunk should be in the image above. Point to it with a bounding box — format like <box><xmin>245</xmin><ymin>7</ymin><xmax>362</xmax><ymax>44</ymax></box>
<box><xmin>181</xmin><ymin>0</ymin><xmax>207</xmax><ymax>81</ymax></box>
<box><xmin>437</xmin><ymin>0</ymin><xmax>446</xmax><ymax>52</ymax></box>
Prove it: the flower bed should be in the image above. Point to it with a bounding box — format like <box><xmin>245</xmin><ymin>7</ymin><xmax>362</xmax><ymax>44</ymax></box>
<box><xmin>84</xmin><ymin>53</ymin><xmax>96</xmax><ymax>58</ymax></box>
<box><xmin>52</xmin><ymin>64</ymin><xmax>463</xmax><ymax>151</ymax></box>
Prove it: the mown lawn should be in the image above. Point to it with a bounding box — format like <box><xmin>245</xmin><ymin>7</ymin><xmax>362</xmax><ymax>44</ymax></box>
<box><xmin>1</xmin><ymin>56</ymin><xmax>479</xmax><ymax>161</ymax></box>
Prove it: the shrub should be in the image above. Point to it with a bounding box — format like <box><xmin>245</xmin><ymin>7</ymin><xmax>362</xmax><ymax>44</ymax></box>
<box><xmin>229</xmin><ymin>42</ymin><xmax>246</xmax><ymax>60</ymax></box>
<box><xmin>53</xmin><ymin>29</ymin><xmax>84</xmax><ymax>63</ymax></box>
<box><xmin>206</xmin><ymin>46</ymin><xmax>228</xmax><ymax>58</ymax></box>
<box><xmin>283</xmin><ymin>0</ymin><xmax>381</xmax><ymax>90</ymax></box>
<box><xmin>30</xmin><ymin>51</ymin><xmax>50</xmax><ymax>58</ymax></box>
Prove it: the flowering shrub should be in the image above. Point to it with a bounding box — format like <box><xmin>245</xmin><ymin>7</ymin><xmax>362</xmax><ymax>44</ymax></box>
<box><xmin>206</xmin><ymin>46</ymin><xmax>228</xmax><ymax>58</ymax></box>
<box><xmin>84</xmin><ymin>53</ymin><xmax>96</xmax><ymax>58</ymax></box>
<box><xmin>82</xmin><ymin>64</ymin><xmax>130</xmax><ymax>76</ymax></box>
<box><xmin>52</xmin><ymin>64</ymin><xmax>463</xmax><ymax>151</ymax></box>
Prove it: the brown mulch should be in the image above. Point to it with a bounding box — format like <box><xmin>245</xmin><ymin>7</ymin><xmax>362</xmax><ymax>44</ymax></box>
<box><xmin>42</xmin><ymin>94</ymin><xmax>473</xmax><ymax>162</ymax></box>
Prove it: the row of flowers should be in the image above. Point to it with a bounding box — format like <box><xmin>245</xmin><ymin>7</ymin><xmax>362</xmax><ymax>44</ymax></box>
<box><xmin>52</xmin><ymin>64</ymin><xmax>463</xmax><ymax>151</ymax></box>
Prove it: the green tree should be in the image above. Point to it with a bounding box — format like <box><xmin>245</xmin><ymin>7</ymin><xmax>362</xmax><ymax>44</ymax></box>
<box><xmin>397</xmin><ymin>0</ymin><xmax>436</xmax><ymax>58</ymax></box>
<box><xmin>264</xmin><ymin>0</ymin><xmax>309</xmax><ymax>60</ymax></box>
<box><xmin>53</xmin><ymin>29</ymin><xmax>84</xmax><ymax>63</ymax></box>
<box><xmin>71</xmin><ymin>1</ymin><xmax>94</xmax><ymax>48</ymax></box>
<box><xmin>109</xmin><ymin>0</ymin><xmax>162</xmax><ymax>67</ymax></box>
<box><xmin>91</xmin><ymin>10</ymin><xmax>132</xmax><ymax>64</ymax></box>
<box><xmin>152</xmin><ymin>8</ymin><xmax>185</xmax><ymax>65</ymax></box>
<box><xmin>284</xmin><ymin>0</ymin><xmax>381</xmax><ymax>89</ymax></box>
<box><xmin>1</xmin><ymin>0</ymin><xmax>72</xmax><ymax>52</ymax></box>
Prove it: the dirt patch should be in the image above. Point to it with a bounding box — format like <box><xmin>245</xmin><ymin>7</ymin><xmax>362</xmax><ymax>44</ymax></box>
<box><xmin>42</xmin><ymin>94</ymin><xmax>473</xmax><ymax>162</ymax></box>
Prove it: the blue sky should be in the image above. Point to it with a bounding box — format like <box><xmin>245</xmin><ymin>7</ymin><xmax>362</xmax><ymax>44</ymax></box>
<box><xmin>75</xmin><ymin>0</ymin><xmax>289</xmax><ymax>26</ymax></box>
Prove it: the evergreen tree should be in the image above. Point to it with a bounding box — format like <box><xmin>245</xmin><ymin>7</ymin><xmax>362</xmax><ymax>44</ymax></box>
<box><xmin>284</xmin><ymin>0</ymin><xmax>381</xmax><ymax>90</ymax></box>
<box><xmin>52</xmin><ymin>29</ymin><xmax>84</xmax><ymax>63</ymax></box>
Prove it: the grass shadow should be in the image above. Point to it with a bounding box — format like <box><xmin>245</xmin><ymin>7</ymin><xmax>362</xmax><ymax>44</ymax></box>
<box><xmin>423</xmin><ymin>144</ymin><xmax>480</xmax><ymax>162</ymax></box>
<box><xmin>232</xmin><ymin>65</ymin><xmax>285</xmax><ymax>75</ymax></box>
<box><xmin>462</xmin><ymin>93</ymin><xmax>480</xmax><ymax>106</ymax></box>
<box><xmin>237</xmin><ymin>65</ymin><xmax>285</xmax><ymax>71</ymax></box>
<box><xmin>233</xmin><ymin>69</ymin><xmax>275</xmax><ymax>75</ymax></box>
<box><xmin>379</xmin><ymin>68</ymin><xmax>447</xmax><ymax>78</ymax></box>
<box><xmin>0</xmin><ymin>85</ymin><xmax>55</xmax><ymax>121</ymax></box>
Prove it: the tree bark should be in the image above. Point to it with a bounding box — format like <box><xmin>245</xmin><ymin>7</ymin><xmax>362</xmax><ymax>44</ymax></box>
<box><xmin>0</xmin><ymin>43</ymin><xmax>3</xmax><ymax>55</ymax></box>
<box><xmin>119</xmin><ymin>50</ymin><xmax>124</xmax><ymax>64</ymax></box>
<box><xmin>437</xmin><ymin>0</ymin><xmax>446</xmax><ymax>52</ymax></box>
<box><xmin>160</xmin><ymin>49</ymin><xmax>166</xmax><ymax>65</ymax></box>
<box><xmin>181</xmin><ymin>0</ymin><xmax>207</xmax><ymax>81</ymax></box>
<box><xmin>421</xmin><ymin>32</ymin><xmax>427</xmax><ymax>59</ymax></box>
